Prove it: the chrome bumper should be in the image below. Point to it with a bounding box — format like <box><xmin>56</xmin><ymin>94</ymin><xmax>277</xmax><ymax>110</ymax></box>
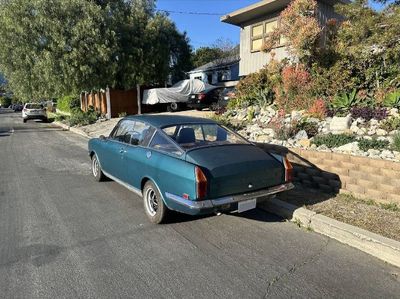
<box><xmin>165</xmin><ymin>182</ymin><xmax>294</xmax><ymax>211</ymax></box>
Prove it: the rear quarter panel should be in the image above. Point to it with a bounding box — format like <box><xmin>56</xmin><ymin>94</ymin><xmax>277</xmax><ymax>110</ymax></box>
<box><xmin>141</xmin><ymin>150</ymin><xmax>197</xmax><ymax>211</ymax></box>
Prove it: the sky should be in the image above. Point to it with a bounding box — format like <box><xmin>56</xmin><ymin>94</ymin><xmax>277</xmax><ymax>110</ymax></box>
<box><xmin>156</xmin><ymin>0</ymin><xmax>260</xmax><ymax>49</ymax></box>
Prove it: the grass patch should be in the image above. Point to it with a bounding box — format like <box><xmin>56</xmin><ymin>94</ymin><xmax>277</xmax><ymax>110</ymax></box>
<box><xmin>380</xmin><ymin>203</ymin><xmax>400</xmax><ymax>212</ymax></box>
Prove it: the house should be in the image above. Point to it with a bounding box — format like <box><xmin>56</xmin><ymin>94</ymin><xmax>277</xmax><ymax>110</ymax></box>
<box><xmin>221</xmin><ymin>0</ymin><xmax>346</xmax><ymax>77</ymax></box>
<box><xmin>187</xmin><ymin>55</ymin><xmax>240</xmax><ymax>85</ymax></box>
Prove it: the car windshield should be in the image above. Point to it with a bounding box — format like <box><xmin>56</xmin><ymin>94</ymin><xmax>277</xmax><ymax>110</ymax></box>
<box><xmin>162</xmin><ymin>123</ymin><xmax>249</xmax><ymax>150</ymax></box>
<box><xmin>26</xmin><ymin>104</ymin><xmax>43</xmax><ymax>109</ymax></box>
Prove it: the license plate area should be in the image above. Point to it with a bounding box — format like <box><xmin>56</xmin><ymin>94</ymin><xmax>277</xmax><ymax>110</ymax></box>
<box><xmin>238</xmin><ymin>198</ymin><xmax>257</xmax><ymax>213</ymax></box>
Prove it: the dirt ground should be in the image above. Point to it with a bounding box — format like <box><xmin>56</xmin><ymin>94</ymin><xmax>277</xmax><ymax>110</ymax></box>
<box><xmin>278</xmin><ymin>188</ymin><xmax>400</xmax><ymax>242</ymax></box>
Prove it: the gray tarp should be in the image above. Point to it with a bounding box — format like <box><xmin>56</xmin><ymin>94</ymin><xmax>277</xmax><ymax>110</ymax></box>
<box><xmin>142</xmin><ymin>79</ymin><xmax>215</xmax><ymax>105</ymax></box>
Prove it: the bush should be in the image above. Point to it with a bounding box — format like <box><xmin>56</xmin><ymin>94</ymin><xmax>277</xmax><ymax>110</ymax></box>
<box><xmin>312</xmin><ymin>133</ymin><xmax>356</xmax><ymax>148</ymax></box>
<box><xmin>380</xmin><ymin>117</ymin><xmax>400</xmax><ymax>132</ymax></box>
<box><xmin>358</xmin><ymin>138</ymin><xmax>389</xmax><ymax>152</ymax></box>
<box><xmin>293</xmin><ymin>119</ymin><xmax>319</xmax><ymax>138</ymax></box>
<box><xmin>57</xmin><ymin>95</ymin><xmax>80</xmax><ymax>113</ymax></box>
<box><xmin>307</xmin><ymin>98</ymin><xmax>327</xmax><ymax>119</ymax></box>
<box><xmin>274</xmin><ymin>64</ymin><xmax>315</xmax><ymax>112</ymax></box>
<box><xmin>68</xmin><ymin>107</ymin><xmax>98</xmax><ymax>127</ymax></box>
<box><xmin>0</xmin><ymin>96</ymin><xmax>12</xmax><ymax>107</ymax></box>
<box><xmin>383</xmin><ymin>90</ymin><xmax>400</xmax><ymax>108</ymax></box>
<box><xmin>330</xmin><ymin>89</ymin><xmax>359</xmax><ymax>111</ymax></box>
<box><xmin>393</xmin><ymin>133</ymin><xmax>400</xmax><ymax>152</ymax></box>
<box><xmin>234</xmin><ymin>67</ymin><xmax>275</xmax><ymax>108</ymax></box>
<box><xmin>350</xmin><ymin>107</ymin><xmax>387</xmax><ymax>121</ymax></box>
<box><xmin>55</xmin><ymin>114</ymin><xmax>68</xmax><ymax>122</ymax></box>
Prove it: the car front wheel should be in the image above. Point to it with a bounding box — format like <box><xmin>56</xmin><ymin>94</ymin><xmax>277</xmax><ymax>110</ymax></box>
<box><xmin>91</xmin><ymin>154</ymin><xmax>106</xmax><ymax>182</ymax></box>
<box><xmin>143</xmin><ymin>181</ymin><xmax>168</xmax><ymax>224</ymax></box>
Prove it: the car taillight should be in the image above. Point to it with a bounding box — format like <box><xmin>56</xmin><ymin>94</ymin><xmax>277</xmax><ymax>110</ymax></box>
<box><xmin>283</xmin><ymin>156</ymin><xmax>293</xmax><ymax>182</ymax></box>
<box><xmin>195</xmin><ymin>166</ymin><xmax>207</xmax><ymax>200</ymax></box>
<box><xmin>198</xmin><ymin>93</ymin><xmax>206</xmax><ymax>101</ymax></box>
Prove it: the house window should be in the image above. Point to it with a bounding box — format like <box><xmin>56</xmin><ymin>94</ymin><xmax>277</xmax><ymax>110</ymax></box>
<box><xmin>251</xmin><ymin>18</ymin><xmax>283</xmax><ymax>52</ymax></box>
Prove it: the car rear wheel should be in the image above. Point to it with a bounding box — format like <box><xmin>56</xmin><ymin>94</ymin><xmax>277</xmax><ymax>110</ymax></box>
<box><xmin>167</xmin><ymin>102</ymin><xmax>179</xmax><ymax>112</ymax></box>
<box><xmin>143</xmin><ymin>181</ymin><xmax>168</xmax><ymax>224</ymax></box>
<box><xmin>91</xmin><ymin>154</ymin><xmax>106</xmax><ymax>182</ymax></box>
<box><xmin>23</xmin><ymin>119</ymin><xmax>27</xmax><ymax>123</ymax></box>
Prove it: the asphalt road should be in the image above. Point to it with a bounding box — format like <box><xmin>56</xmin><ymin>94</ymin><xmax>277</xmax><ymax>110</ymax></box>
<box><xmin>0</xmin><ymin>109</ymin><xmax>399</xmax><ymax>298</ymax></box>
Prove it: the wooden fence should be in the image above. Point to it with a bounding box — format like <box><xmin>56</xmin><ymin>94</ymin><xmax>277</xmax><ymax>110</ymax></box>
<box><xmin>81</xmin><ymin>87</ymin><xmax>141</xmax><ymax>119</ymax></box>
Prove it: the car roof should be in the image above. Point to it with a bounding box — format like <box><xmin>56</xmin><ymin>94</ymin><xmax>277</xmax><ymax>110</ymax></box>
<box><xmin>124</xmin><ymin>114</ymin><xmax>217</xmax><ymax>128</ymax></box>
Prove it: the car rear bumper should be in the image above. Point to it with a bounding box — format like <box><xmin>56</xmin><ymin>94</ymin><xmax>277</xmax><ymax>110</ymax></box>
<box><xmin>23</xmin><ymin>114</ymin><xmax>47</xmax><ymax>120</ymax></box>
<box><xmin>165</xmin><ymin>182</ymin><xmax>294</xmax><ymax>215</ymax></box>
<box><xmin>187</xmin><ymin>102</ymin><xmax>208</xmax><ymax>109</ymax></box>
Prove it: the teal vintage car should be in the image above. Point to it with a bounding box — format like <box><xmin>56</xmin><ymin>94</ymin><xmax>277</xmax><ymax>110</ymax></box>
<box><xmin>88</xmin><ymin>115</ymin><xmax>294</xmax><ymax>223</ymax></box>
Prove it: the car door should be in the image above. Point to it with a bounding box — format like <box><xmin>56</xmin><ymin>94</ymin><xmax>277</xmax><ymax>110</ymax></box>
<box><xmin>122</xmin><ymin>121</ymin><xmax>156</xmax><ymax>189</ymax></box>
<box><xmin>100</xmin><ymin>119</ymin><xmax>134</xmax><ymax>180</ymax></box>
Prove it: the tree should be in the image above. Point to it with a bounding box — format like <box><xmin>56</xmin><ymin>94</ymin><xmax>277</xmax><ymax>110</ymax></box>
<box><xmin>191</xmin><ymin>47</ymin><xmax>225</xmax><ymax>68</ymax></box>
<box><xmin>191</xmin><ymin>38</ymin><xmax>238</xmax><ymax>68</ymax></box>
<box><xmin>0</xmin><ymin>0</ymin><xmax>192</xmax><ymax>101</ymax></box>
<box><xmin>312</xmin><ymin>0</ymin><xmax>400</xmax><ymax>95</ymax></box>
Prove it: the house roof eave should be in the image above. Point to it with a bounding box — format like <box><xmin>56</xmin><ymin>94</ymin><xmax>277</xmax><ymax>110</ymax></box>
<box><xmin>221</xmin><ymin>0</ymin><xmax>350</xmax><ymax>26</ymax></box>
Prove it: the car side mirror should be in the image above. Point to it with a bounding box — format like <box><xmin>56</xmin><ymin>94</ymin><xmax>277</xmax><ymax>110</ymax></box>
<box><xmin>99</xmin><ymin>135</ymin><xmax>106</xmax><ymax>140</ymax></box>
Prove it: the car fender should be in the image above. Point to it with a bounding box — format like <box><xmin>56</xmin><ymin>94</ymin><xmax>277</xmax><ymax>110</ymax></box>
<box><xmin>140</xmin><ymin>175</ymin><xmax>170</xmax><ymax>207</ymax></box>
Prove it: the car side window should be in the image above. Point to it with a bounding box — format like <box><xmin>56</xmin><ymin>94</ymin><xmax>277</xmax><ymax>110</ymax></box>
<box><xmin>129</xmin><ymin>121</ymin><xmax>156</xmax><ymax>146</ymax></box>
<box><xmin>149</xmin><ymin>132</ymin><xmax>183</xmax><ymax>156</ymax></box>
<box><xmin>110</xmin><ymin>120</ymin><xmax>134</xmax><ymax>143</ymax></box>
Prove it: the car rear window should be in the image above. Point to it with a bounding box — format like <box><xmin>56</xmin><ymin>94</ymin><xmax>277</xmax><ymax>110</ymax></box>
<box><xmin>162</xmin><ymin>124</ymin><xmax>249</xmax><ymax>150</ymax></box>
<box><xmin>25</xmin><ymin>104</ymin><xmax>43</xmax><ymax>109</ymax></box>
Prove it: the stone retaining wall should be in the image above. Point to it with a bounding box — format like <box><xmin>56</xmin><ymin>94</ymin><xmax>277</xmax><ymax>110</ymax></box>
<box><xmin>257</xmin><ymin>144</ymin><xmax>400</xmax><ymax>204</ymax></box>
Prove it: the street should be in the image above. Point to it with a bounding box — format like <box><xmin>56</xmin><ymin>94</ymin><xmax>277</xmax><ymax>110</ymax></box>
<box><xmin>0</xmin><ymin>109</ymin><xmax>399</xmax><ymax>298</ymax></box>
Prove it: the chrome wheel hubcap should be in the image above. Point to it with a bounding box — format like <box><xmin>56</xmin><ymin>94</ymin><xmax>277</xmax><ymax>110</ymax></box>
<box><xmin>145</xmin><ymin>188</ymin><xmax>158</xmax><ymax>217</ymax></box>
<box><xmin>92</xmin><ymin>157</ymin><xmax>99</xmax><ymax>177</ymax></box>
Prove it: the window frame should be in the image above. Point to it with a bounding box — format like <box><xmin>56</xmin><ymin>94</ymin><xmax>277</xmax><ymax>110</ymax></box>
<box><xmin>250</xmin><ymin>16</ymin><xmax>285</xmax><ymax>53</ymax></box>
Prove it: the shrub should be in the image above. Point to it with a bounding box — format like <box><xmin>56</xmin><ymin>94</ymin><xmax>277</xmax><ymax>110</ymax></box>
<box><xmin>274</xmin><ymin>64</ymin><xmax>314</xmax><ymax>112</ymax></box>
<box><xmin>330</xmin><ymin>89</ymin><xmax>359</xmax><ymax>111</ymax></box>
<box><xmin>55</xmin><ymin>114</ymin><xmax>67</xmax><ymax>122</ymax></box>
<box><xmin>383</xmin><ymin>90</ymin><xmax>400</xmax><ymax>108</ymax></box>
<box><xmin>380</xmin><ymin>117</ymin><xmax>400</xmax><ymax>132</ymax></box>
<box><xmin>358</xmin><ymin>138</ymin><xmax>389</xmax><ymax>152</ymax></box>
<box><xmin>307</xmin><ymin>98</ymin><xmax>327</xmax><ymax>119</ymax></box>
<box><xmin>68</xmin><ymin>107</ymin><xmax>98</xmax><ymax>127</ymax></box>
<box><xmin>233</xmin><ymin>64</ymin><xmax>279</xmax><ymax>108</ymax></box>
<box><xmin>293</xmin><ymin>119</ymin><xmax>319</xmax><ymax>138</ymax></box>
<box><xmin>393</xmin><ymin>133</ymin><xmax>400</xmax><ymax>152</ymax></box>
<box><xmin>312</xmin><ymin>133</ymin><xmax>356</xmax><ymax>148</ymax></box>
<box><xmin>118</xmin><ymin>112</ymin><xmax>127</xmax><ymax>118</ymax></box>
<box><xmin>57</xmin><ymin>95</ymin><xmax>80</xmax><ymax>113</ymax></box>
<box><xmin>0</xmin><ymin>96</ymin><xmax>12</xmax><ymax>107</ymax></box>
<box><xmin>350</xmin><ymin>107</ymin><xmax>387</xmax><ymax>121</ymax></box>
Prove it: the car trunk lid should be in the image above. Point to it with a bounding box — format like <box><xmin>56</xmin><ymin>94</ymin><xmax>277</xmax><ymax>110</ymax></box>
<box><xmin>185</xmin><ymin>145</ymin><xmax>285</xmax><ymax>199</ymax></box>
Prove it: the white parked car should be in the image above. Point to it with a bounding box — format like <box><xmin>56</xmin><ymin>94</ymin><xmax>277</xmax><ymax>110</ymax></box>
<box><xmin>22</xmin><ymin>103</ymin><xmax>48</xmax><ymax>123</ymax></box>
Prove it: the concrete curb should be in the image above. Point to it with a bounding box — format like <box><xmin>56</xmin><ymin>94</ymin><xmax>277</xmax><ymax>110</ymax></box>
<box><xmin>259</xmin><ymin>199</ymin><xmax>400</xmax><ymax>268</ymax></box>
<box><xmin>52</xmin><ymin>121</ymin><xmax>90</xmax><ymax>139</ymax></box>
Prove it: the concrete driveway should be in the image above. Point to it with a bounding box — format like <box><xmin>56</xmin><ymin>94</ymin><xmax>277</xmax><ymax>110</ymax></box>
<box><xmin>0</xmin><ymin>110</ymin><xmax>399</xmax><ymax>298</ymax></box>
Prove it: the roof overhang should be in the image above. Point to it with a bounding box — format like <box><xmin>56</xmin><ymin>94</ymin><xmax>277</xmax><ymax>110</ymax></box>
<box><xmin>221</xmin><ymin>0</ymin><xmax>350</xmax><ymax>27</ymax></box>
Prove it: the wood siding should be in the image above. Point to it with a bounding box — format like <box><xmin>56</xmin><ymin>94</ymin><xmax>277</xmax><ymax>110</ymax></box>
<box><xmin>238</xmin><ymin>0</ymin><xmax>342</xmax><ymax>76</ymax></box>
